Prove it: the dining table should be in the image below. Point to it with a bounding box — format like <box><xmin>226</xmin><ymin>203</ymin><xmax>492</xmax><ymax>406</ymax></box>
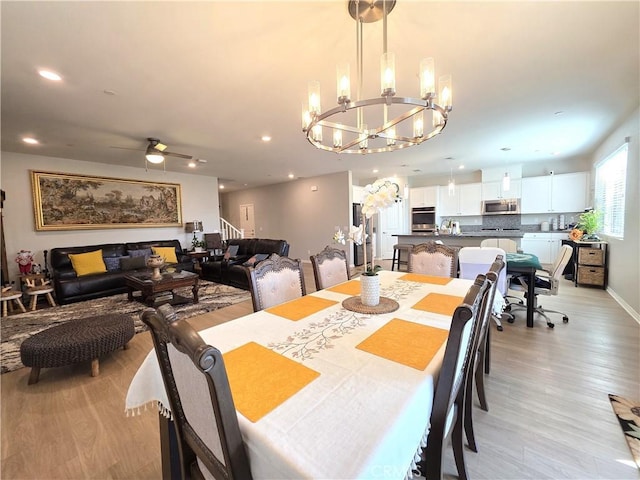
<box><xmin>126</xmin><ymin>270</ymin><xmax>498</xmax><ymax>479</ymax></box>
<box><xmin>505</xmin><ymin>252</ymin><xmax>543</xmax><ymax>328</ymax></box>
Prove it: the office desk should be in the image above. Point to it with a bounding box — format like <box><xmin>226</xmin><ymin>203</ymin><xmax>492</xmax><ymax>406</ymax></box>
<box><xmin>506</xmin><ymin>253</ymin><xmax>543</xmax><ymax>328</ymax></box>
<box><xmin>126</xmin><ymin>271</ymin><xmax>483</xmax><ymax>479</ymax></box>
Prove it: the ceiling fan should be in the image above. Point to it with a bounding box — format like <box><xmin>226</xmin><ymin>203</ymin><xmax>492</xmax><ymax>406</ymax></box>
<box><xmin>144</xmin><ymin>138</ymin><xmax>192</xmax><ymax>164</ymax></box>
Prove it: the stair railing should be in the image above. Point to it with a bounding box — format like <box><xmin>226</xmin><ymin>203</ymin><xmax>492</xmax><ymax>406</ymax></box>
<box><xmin>220</xmin><ymin>218</ymin><xmax>244</xmax><ymax>241</ymax></box>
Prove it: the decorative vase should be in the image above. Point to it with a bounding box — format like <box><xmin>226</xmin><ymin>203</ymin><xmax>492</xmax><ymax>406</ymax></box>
<box><xmin>146</xmin><ymin>255</ymin><xmax>165</xmax><ymax>281</ymax></box>
<box><xmin>360</xmin><ymin>274</ymin><xmax>380</xmax><ymax>307</ymax></box>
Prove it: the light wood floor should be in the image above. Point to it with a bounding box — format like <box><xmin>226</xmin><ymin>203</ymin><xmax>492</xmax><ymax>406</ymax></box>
<box><xmin>2</xmin><ymin>262</ymin><xmax>638</xmax><ymax>479</ymax></box>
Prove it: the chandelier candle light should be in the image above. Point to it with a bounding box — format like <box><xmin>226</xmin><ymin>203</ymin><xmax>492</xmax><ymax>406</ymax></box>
<box><xmin>302</xmin><ymin>0</ymin><xmax>453</xmax><ymax>154</ymax></box>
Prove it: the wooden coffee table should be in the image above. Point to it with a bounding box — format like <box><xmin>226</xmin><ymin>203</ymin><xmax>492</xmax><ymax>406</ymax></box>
<box><xmin>124</xmin><ymin>270</ymin><xmax>199</xmax><ymax>307</ymax></box>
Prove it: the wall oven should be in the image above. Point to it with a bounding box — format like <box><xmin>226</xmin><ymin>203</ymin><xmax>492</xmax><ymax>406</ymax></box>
<box><xmin>411</xmin><ymin>207</ymin><xmax>436</xmax><ymax>232</ymax></box>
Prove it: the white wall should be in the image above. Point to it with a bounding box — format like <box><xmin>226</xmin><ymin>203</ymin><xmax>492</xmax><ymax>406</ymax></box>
<box><xmin>590</xmin><ymin>106</ymin><xmax>640</xmax><ymax>317</ymax></box>
<box><xmin>1</xmin><ymin>152</ymin><xmax>220</xmax><ymax>281</ymax></box>
<box><xmin>220</xmin><ymin>171</ymin><xmax>352</xmax><ymax>264</ymax></box>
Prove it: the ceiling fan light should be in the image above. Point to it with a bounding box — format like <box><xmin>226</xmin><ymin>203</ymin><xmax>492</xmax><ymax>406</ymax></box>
<box><xmin>146</xmin><ymin>152</ymin><xmax>165</xmax><ymax>164</ymax></box>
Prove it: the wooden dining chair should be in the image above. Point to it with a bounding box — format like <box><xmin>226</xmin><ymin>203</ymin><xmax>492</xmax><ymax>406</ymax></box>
<box><xmin>463</xmin><ymin>256</ymin><xmax>504</xmax><ymax>454</ymax></box>
<box><xmin>142</xmin><ymin>304</ymin><xmax>253</xmax><ymax>480</ymax></box>
<box><xmin>246</xmin><ymin>253</ymin><xmax>306</xmax><ymax>311</ymax></box>
<box><xmin>419</xmin><ymin>274</ymin><xmax>490</xmax><ymax>480</ymax></box>
<box><xmin>309</xmin><ymin>246</ymin><xmax>350</xmax><ymax>290</ymax></box>
<box><xmin>408</xmin><ymin>242</ymin><xmax>460</xmax><ymax>278</ymax></box>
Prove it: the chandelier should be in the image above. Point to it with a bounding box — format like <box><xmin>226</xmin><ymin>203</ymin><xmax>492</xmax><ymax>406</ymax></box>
<box><xmin>302</xmin><ymin>0</ymin><xmax>453</xmax><ymax>154</ymax></box>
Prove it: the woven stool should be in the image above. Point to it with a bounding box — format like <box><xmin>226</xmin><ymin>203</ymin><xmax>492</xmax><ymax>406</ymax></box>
<box><xmin>391</xmin><ymin>244</ymin><xmax>412</xmax><ymax>271</ymax></box>
<box><xmin>20</xmin><ymin>314</ymin><xmax>134</xmax><ymax>384</ymax></box>
<box><xmin>1</xmin><ymin>290</ymin><xmax>27</xmax><ymax>316</ymax></box>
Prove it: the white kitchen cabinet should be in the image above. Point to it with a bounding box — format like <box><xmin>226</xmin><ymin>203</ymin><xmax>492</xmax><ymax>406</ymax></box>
<box><xmin>481</xmin><ymin>179</ymin><xmax>521</xmax><ymax>200</ymax></box>
<box><xmin>551</xmin><ymin>173</ymin><xmax>589</xmax><ymax>213</ymax></box>
<box><xmin>521</xmin><ymin>232</ymin><xmax>567</xmax><ymax>264</ymax></box>
<box><xmin>521</xmin><ymin>172</ymin><xmax>589</xmax><ymax>214</ymax></box>
<box><xmin>409</xmin><ymin>186</ymin><xmax>438</xmax><ymax>209</ymax></box>
<box><xmin>438</xmin><ymin>182</ymin><xmax>482</xmax><ymax>217</ymax></box>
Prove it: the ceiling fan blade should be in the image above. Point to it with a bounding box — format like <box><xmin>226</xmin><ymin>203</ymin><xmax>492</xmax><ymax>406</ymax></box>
<box><xmin>164</xmin><ymin>151</ymin><xmax>193</xmax><ymax>159</ymax></box>
<box><xmin>110</xmin><ymin>145</ymin><xmax>145</xmax><ymax>152</ymax></box>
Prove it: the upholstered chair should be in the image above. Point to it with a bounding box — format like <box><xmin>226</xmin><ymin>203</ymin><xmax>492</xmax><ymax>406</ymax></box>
<box><xmin>142</xmin><ymin>304</ymin><xmax>253</xmax><ymax>480</ymax></box>
<box><xmin>419</xmin><ymin>274</ymin><xmax>490</xmax><ymax>480</ymax></box>
<box><xmin>309</xmin><ymin>246</ymin><xmax>350</xmax><ymax>291</ymax></box>
<box><xmin>246</xmin><ymin>253</ymin><xmax>306</xmax><ymax>312</ymax></box>
<box><xmin>408</xmin><ymin>242</ymin><xmax>460</xmax><ymax>278</ymax></box>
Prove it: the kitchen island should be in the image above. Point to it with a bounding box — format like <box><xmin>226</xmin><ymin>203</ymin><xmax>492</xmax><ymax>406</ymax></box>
<box><xmin>394</xmin><ymin>231</ymin><xmax>525</xmax><ymax>248</ymax></box>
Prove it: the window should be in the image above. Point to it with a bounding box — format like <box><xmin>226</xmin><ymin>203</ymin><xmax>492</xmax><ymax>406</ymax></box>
<box><xmin>594</xmin><ymin>142</ymin><xmax>627</xmax><ymax>238</ymax></box>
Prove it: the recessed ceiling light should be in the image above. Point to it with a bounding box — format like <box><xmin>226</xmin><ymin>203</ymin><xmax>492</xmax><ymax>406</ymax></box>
<box><xmin>22</xmin><ymin>137</ymin><xmax>39</xmax><ymax>144</ymax></box>
<box><xmin>554</xmin><ymin>111</ymin><xmax>564</xmax><ymax>116</ymax></box>
<box><xmin>500</xmin><ymin>147</ymin><xmax>511</xmax><ymax>151</ymax></box>
<box><xmin>458</xmin><ymin>165</ymin><xmax>465</xmax><ymax>169</ymax></box>
<box><xmin>552</xmin><ymin>151</ymin><xmax>561</xmax><ymax>156</ymax></box>
<box><xmin>372</xmin><ymin>169</ymin><xmax>379</xmax><ymax>173</ymax></box>
<box><xmin>103</xmin><ymin>89</ymin><xmax>116</xmax><ymax>96</ymax></box>
<box><xmin>188</xmin><ymin>161</ymin><xmax>196</xmax><ymax>168</ymax></box>
<box><xmin>219</xmin><ymin>184</ymin><xmax>225</xmax><ymax>189</ymax></box>
<box><xmin>288</xmin><ymin>173</ymin><xmax>295</xmax><ymax>179</ymax></box>
<box><xmin>261</xmin><ymin>135</ymin><xmax>272</xmax><ymax>142</ymax></box>
<box><xmin>38</xmin><ymin>69</ymin><xmax>62</xmax><ymax>81</ymax></box>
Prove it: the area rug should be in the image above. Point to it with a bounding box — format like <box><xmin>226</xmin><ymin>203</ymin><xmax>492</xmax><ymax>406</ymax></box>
<box><xmin>0</xmin><ymin>281</ymin><xmax>251</xmax><ymax>374</ymax></box>
<box><xmin>609</xmin><ymin>394</ymin><xmax>640</xmax><ymax>469</ymax></box>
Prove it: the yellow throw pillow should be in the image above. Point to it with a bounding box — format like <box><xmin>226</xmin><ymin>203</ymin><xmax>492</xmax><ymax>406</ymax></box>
<box><xmin>68</xmin><ymin>250</ymin><xmax>107</xmax><ymax>276</ymax></box>
<box><xmin>152</xmin><ymin>246</ymin><xmax>178</xmax><ymax>264</ymax></box>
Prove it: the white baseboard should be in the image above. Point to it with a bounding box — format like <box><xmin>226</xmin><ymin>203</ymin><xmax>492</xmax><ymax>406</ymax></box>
<box><xmin>607</xmin><ymin>286</ymin><xmax>640</xmax><ymax>325</ymax></box>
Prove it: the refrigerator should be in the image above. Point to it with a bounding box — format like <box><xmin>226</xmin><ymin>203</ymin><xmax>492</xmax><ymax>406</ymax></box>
<box><xmin>352</xmin><ymin>203</ymin><xmax>372</xmax><ymax>266</ymax></box>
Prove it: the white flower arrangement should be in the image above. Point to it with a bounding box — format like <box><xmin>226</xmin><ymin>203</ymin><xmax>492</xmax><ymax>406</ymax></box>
<box><xmin>361</xmin><ymin>179</ymin><xmax>401</xmax><ymax>218</ymax></box>
<box><xmin>333</xmin><ymin>225</ymin><xmax>366</xmax><ymax>246</ymax></box>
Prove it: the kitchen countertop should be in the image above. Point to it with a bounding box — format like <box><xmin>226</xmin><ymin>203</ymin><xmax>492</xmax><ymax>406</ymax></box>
<box><xmin>396</xmin><ymin>231</ymin><xmax>525</xmax><ymax>238</ymax></box>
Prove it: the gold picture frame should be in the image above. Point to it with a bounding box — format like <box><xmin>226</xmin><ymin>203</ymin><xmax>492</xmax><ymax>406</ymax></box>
<box><xmin>31</xmin><ymin>170</ymin><xmax>183</xmax><ymax>231</ymax></box>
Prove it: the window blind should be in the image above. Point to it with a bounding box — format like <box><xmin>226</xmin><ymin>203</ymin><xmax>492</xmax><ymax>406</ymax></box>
<box><xmin>595</xmin><ymin>143</ymin><xmax>627</xmax><ymax>238</ymax></box>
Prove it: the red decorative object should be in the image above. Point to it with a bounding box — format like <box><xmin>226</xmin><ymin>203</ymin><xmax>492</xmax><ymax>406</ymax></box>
<box><xmin>15</xmin><ymin>250</ymin><xmax>34</xmax><ymax>274</ymax></box>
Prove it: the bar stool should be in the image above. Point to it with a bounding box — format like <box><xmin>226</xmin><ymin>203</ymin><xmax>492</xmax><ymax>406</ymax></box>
<box><xmin>391</xmin><ymin>244</ymin><xmax>412</xmax><ymax>271</ymax></box>
<box><xmin>1</xmin><ymin>288</ymin><xmax>27</xmax><ymax>317</ymax></box>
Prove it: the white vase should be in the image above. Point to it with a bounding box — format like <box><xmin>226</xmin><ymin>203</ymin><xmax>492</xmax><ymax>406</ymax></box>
<box><xmin>360</xmin><ymin>274</ymin><xmax>380</xmax><ymax>307</ymax></box>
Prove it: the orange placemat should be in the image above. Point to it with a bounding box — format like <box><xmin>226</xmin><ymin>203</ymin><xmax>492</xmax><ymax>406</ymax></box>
<box><xmin>327</xmin><ymin>279</ymin><xmax>361</xmax><ymax>295</ymax></box>
<box><xmin>412</xmin><ymin>293</ymin><xmax>464</xmax><ymax>316</ymax></box>
<box><xmin>356</xmin><ymin>318</ymin><xmax>449</xmax><ymax>370</ymax></box>
<box><xmin>399</xmin><ymin>273</ymin><xmax>452</xmax><ymax>285</ymax></box>
<box><xmin>266</xmin><ymin>296</ymin><xmax>338</xmax><ymax>321</ymax></box>
<box><xmin>223</xmin><ymin>342</ymin><xmax>320</xmax><ymax>422</ymax></box>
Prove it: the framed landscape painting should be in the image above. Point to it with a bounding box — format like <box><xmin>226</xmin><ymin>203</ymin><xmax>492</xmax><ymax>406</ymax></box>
<box><xmin>31</xmin><ymin>171</ymin><xmax>183</xmax><ymax>231</ymax></box>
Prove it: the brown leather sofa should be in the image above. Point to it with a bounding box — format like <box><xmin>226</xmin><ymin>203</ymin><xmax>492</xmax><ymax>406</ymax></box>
<box><xmin>51</xmin><ymin>240</ymin><xmax>194</xmax><ymax>304</ymax></box>
<box><xmin>200</xmin><ymin>238</ymin><xmax>289</xmax><ymax>290</ymax></box>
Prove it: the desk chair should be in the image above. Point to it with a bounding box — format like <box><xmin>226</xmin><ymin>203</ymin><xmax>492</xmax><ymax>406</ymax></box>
<box><xmin>507</xmin><ymin>245</ymin><xmax>573</xmax><ymax>328</ymax></box>
<box><xmin>310</xmin><ymin>246</ymin><xmax>349</xmax><ymax>290</ymax></box>
<box><xmin>419</xmin><ymin>274</ymin><xmax>490</xmax><ymax>480</ymax></box>
<box><xmin>246</xmin><ymin>253</ymin><xmax>306</xmax><ymax>311</ymax></box>
<box><xmin>142</xmin><ymin>304</ymin><xmax>253</xmax><ymax>480</ymax></box>
<box><xmin>408</xmin><ymin>242</ymin><xmax>460</xmax><ymax>278</ymax></box>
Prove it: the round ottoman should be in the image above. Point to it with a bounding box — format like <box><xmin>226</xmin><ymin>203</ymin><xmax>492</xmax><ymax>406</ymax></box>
<box><xmin>20</xmin><ymin>314</ymin><xmax>135</xmax><ymax>384</ymax></box>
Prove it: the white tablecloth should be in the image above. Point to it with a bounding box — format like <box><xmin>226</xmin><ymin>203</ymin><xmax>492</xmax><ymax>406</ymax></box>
<box><xmin>126</xmin><ymin>271</ymin><xmax>481</xmax><ymax>479</ymax></box>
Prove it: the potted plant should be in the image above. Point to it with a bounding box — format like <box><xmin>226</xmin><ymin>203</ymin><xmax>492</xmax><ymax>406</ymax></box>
<box><xmin>358</xmin><ymin>179</ymin><xmax>401</xmax><ymax>306</ymax></box>
<box><xmin>578</xmin><ymin>210</ymin><xmax>602</xmax><ymax>240</ymax></box>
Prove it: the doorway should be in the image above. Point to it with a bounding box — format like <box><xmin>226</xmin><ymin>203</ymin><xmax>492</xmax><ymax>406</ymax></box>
<box><xmin>239</xmin><ymin>204</ymin><xmax>255</xmax><ymax>238</ymax></box>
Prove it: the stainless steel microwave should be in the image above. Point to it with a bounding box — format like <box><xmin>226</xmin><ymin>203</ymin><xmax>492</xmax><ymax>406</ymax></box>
<box><xmin>482</xmin><ymin>198</ymin><xmax>520</xmax><ymax>215</ymax></box>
